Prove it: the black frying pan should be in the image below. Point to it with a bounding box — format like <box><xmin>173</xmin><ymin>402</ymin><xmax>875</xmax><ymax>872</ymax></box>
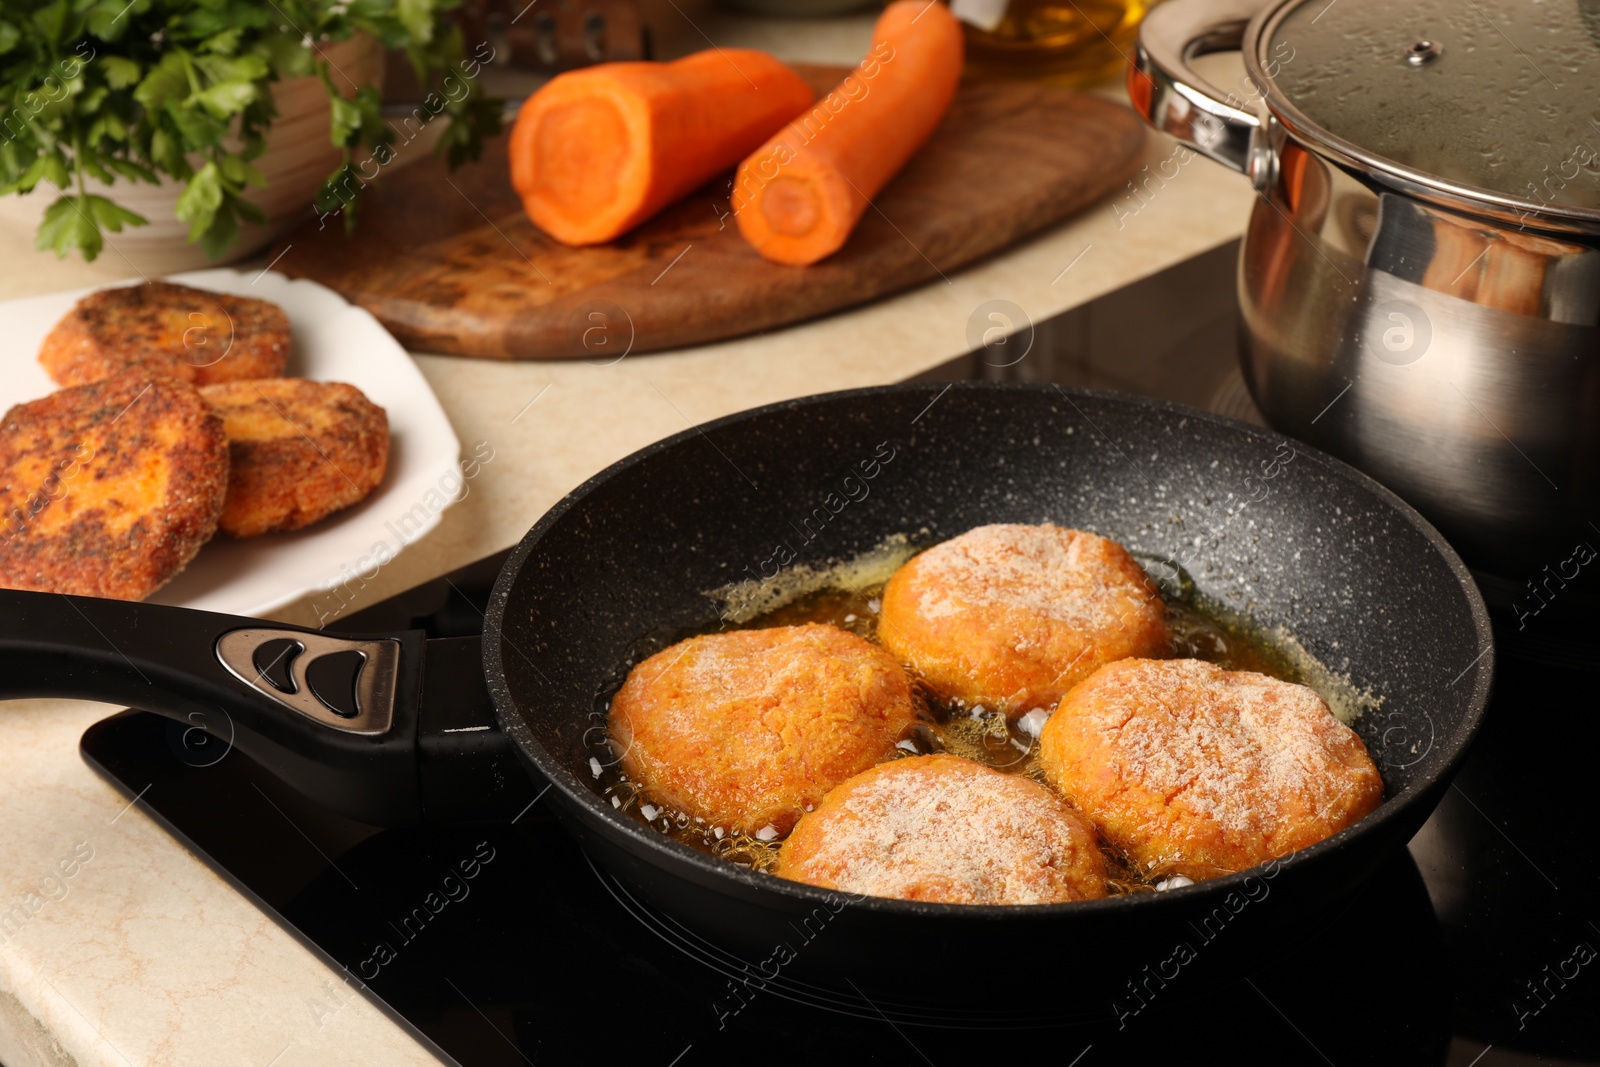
<box><xmin>0</xmin><ymin>383</ymin><xmax>1494</xmax><ymax>1013</ymax></box>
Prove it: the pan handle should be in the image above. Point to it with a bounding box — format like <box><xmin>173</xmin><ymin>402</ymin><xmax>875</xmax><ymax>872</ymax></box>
<box><xmin>415</xmin><ymin>634</ymin><xmax>541</xmax><ymax>823</ymax></box>
<box><xmin>1130</xmin><ymin>0</ymin><xmax>1277</xmax><ymax>188</ymax></box>
<box><xmin>0</xmin><ymin>589</ymin><xmax>433</xmax><ymax>825</ymax></box>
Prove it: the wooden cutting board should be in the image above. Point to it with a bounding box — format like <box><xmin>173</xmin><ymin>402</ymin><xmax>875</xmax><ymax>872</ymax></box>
<box><xmin>272</xmin><ymin>66</ymin><xmax>1146</xmax><ymax>360</ymax></box>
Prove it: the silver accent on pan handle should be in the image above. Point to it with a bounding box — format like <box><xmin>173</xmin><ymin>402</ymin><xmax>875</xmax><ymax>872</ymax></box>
<box><xmin>216</xmin><ymin>628</ymin><xmax>400</xmax><ymax>736</ymax></box>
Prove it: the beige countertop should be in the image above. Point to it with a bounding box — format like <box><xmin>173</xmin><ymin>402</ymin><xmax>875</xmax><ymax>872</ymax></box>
<box><xmin>0</xmin><ymin>7</ymin><xmax>1254</xmax><ymax>1063</ymax></box>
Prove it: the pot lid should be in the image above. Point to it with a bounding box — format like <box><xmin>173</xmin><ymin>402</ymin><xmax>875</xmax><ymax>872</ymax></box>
<box><xmin>1253</xmin><ymin>0</ymin><xmax>1600</xmax><ymax>228</ymax></box>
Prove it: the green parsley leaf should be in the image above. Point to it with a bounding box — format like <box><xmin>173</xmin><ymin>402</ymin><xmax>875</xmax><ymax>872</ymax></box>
<box><xmin>101</xmin><ymin>56</ymin><xmax>141</xmax><ymax>90</ymax></box>
<box><xmin>175</xmin><ymin>159</ymin><xmax>223</xmax><ymax>239</ymax></box>
<box><xmin>133</xmin><ymin>53</ymin><xmax>190</xmax><ymax>112</ymax></box>
<box><xmin>36</xmin><ymin>195</ymin><xmax>103</xmax><ymax>261</ymax></box>
<box><xmin>85</xmin><ymin>194</ymin><xmax>147</xmax><ymax>232</ymax></box>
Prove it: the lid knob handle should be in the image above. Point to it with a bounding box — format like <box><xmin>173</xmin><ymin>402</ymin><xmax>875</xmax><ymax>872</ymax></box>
<box><xmin>1405</xmin><ymin>40</ymin><xmax>1444</xmax><ymax>66</ymax></box>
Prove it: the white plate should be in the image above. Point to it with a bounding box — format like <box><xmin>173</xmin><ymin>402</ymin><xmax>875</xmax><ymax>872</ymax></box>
<box><xmin>0</xmin><ymin>268</ymin><xmax>462</xmax><ymax>618</ymax></box>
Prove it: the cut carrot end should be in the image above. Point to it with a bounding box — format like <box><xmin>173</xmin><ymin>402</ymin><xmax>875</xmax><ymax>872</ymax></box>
<box><xmin>760</xmin><ymin>177</ymin><xmax>822</xmax><ymax>237</ymax></box>
<box><xmin>523</xmin><ymin>96</ymin><xmax>640</xmax><ymax>244</ymax></box>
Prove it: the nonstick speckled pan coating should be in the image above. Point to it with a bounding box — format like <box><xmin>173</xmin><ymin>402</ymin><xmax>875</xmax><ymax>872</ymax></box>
<box><xmin>482</xmin><ymin>382</ymin><xmax>1493</xmax><ymax>1009</ymax></box>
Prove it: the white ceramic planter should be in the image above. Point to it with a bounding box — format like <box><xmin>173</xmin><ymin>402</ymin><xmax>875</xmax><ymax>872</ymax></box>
<box><xmin>0</xmin><ymin>34</ymin><xmax>385</xmax><ymax>274</ymax></box>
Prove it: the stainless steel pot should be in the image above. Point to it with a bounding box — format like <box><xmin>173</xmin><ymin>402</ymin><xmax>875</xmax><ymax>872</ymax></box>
<box><xmin>1132</xmin><ymin>0</ymin><xmax>1600</xmax><ymax>584</ymax></box>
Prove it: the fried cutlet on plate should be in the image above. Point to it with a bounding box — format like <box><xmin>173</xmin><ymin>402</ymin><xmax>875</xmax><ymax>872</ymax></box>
<box><xmin>0</xmin><ymin>373</ymin><xmax>229</xmax><ymax>600</ymax></box>
<box><xmin>40</xmin><ymin>281</ymin><xmax>291</xmax><ymax>388</ymax></box>
<box><xmin>200</xmin><ymin>379</ymin><xmax>389</xmax><ymax>538</ymax></box>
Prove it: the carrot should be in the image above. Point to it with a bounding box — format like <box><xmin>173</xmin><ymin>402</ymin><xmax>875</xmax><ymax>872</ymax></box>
<box><xmin>731</xmin><ymin>1</ymin><xmax>964</xmax><ymax>266</ymax></box>
<box><xmin>510</xmin><ymin>50</ymin><xmax>815</xmax><ymax>246</ymax></box>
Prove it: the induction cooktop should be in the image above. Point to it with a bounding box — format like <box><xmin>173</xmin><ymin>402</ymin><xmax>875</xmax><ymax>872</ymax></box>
<box><xmin>80</xmin><ymin>551</ymin><xmax>1600</xmax><ymax>1067</ymax></box>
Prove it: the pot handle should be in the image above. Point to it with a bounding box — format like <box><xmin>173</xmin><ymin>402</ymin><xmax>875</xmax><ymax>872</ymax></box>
<box><xmin>0</xmin><ymin>589</ymin><xmax>454</xmax><ymax>826</ymax></box>
<box><xmin>1131</xmin><ymin>0</ymin><xmax>1277</xmax><ymax>188</ymax></box>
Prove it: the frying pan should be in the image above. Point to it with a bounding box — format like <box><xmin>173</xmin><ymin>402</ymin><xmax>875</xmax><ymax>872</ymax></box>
<box><xmin>0</xmin><ymin>383</ymin><xmax>1494</xmax><ymax>1011</ymax></box>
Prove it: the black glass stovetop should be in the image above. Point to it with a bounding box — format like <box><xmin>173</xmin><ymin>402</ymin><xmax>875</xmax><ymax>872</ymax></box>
<box><xmin>80</xmin><ymin>551</ymin><xmax>1600</xmax><ymax>1067</ymax></box>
